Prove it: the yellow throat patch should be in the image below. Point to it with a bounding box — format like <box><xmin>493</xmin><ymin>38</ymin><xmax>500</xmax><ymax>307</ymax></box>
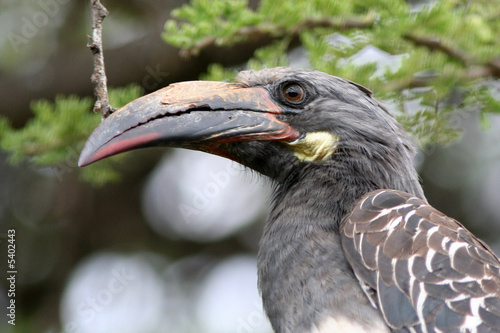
<box><xmin>286</xmin><ymin>131</ymin><xmax>339</xmax><ymax>162</ymax></box>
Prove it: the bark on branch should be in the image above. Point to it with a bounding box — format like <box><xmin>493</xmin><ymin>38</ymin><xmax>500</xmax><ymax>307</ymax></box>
<box><xmin>403</xmin><ymin>33</ymin><xmax>500</xmax><ymax>80</ymax></box>
<box><xmin>181</xmin><ymin>13</ymin><xmax>375</xmax><ymax>58</ymax></box>
<box><xmin>385</xmin><ymin>33</ymin><xmax>500</xmax><ymax>91</ymax></box>
<box><xmin>88</xmin><ymin>0</ymin><xmax>115</xmax><ymax>119</ymax></box>
<box><xmin>403</xmin><ymin>33</ymin><xmax>472</xmax><ymax>66</ymax></box>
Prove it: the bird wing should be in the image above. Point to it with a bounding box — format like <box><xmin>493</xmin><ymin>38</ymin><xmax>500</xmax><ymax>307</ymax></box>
<box><xmin>341</xmin><ymin>189</ymin><xmax>500</xmax><ymax>333</ymax></box>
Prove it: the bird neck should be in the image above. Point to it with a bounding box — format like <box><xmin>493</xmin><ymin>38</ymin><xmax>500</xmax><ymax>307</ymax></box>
<box><xmin>270</xmin><ymin>147</ymin><xmax>424</xmax><ymax>230</ymax></box>
<box><xmin>259</xmin><ymin>163</ymin><xmax>392</xmax><ymax>332</ymax></box>
<box><xmin>271</xmin><ymin>163</ymin><xmax>373</xmax><ymax>231</ymax></box>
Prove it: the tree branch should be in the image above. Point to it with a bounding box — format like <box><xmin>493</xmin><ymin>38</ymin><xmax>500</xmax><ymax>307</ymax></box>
<box><xmin>88</xmin><ymin>0</ymin><xmax>115</xmax><ymax>119</ymax></box>
<box><xmin>403</xmin><ymin>33</ymin><xmax>500</xmax><ymax>79</ymax></box>
<box><xmin>403</xmin><ymin>33</ymin><xmax>472</xmax><ymax>66</ymax></box>
<box><xmin>292</xmin><ymin>14</ymin><xmax>376</xmax><ymax>35</ymax></box>
<box><xmin>386</xmin><ymin>65</ymin><xmax>499</xmax><ymax>92</ymax></box>
<box><xmin>181</xmin><ymin>13</ymin><xmax>375</xmax><ymax>58</ymax></box>
<box><xmin>386</xmin><ymin>33</ymin><xmax>500</xmax><ymax>91</ymax></box>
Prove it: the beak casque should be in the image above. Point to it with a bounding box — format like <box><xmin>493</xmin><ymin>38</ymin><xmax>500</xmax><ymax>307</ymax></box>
<box><xmin>78</xmin><ymin>81</ymin><xmax>300</xmax><ymax>167</ymax></box>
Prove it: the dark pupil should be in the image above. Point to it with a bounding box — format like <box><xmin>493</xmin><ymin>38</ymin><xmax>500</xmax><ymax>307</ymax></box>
<box><xmin>287</xmin><ymin>87</ymin><xmax>299</xmax><ymax>98</ymax></box>
<box><xmin>286</xmin><ymin>86</ymin><xmax>302</xmax><ymax>100</ymax></box>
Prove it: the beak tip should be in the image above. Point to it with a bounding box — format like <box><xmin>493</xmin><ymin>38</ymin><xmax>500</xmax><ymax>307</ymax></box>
<box><xmin>78</xmin><ymin>144</ymin><xmax>99</xmax><ymax>167</ymax></box>
<box><xmin>77</xmin><ymin>152</ymin><xmax>91</xmax><ymax>168</ymax></box>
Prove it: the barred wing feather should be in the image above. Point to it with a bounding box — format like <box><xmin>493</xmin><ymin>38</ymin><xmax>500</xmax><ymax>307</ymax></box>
<box><xmin>341</xmin><ymin>189</ymin><xmax>500</xmax><ymax>333</ymax></box>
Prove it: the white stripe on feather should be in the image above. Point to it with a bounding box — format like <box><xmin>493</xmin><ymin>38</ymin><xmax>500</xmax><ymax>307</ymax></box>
<box><xmin>416</xmin><ymin>282</ymin><xmax>429</xmax><ymax>333</ymax></box>
<box><xmin>425</xmin><ymin>248</ymin><xmax>436</xmax><ymax>273</ymax></box>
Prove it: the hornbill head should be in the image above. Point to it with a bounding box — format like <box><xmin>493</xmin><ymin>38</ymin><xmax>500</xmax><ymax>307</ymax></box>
<box><xmin>79</xmin><ymin>67</ymin><xmax>421</xmax><ymax>196</ymax></box>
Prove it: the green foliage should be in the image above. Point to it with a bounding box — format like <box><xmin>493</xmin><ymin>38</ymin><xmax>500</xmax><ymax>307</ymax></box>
<box><xmin>247</xmin><ymin>39</ymin><xmax>291</xmax><ymax>70</ymax></box>
<box><xmin>109</xmin><ymin>84</ymin><xmax>144</xmax><ymax>108</ymax></box>
<box><xmin>0</xmin><ymin>84</ymin><xmax>143</xmax><ymax>186</ymax></box>
<box><xmin>163</xmin><ymin>0</ymin><xmax>262</xmax><ymax>51</ymax></box>
<box><xmin>164</xmin><ymin>0</ymin><xmax>500</xmax><ymax>146</ymax></box>
<box><xmin>2</xmin><ymin>0</ymin><xmax>499</xmax><ymax>186</ymax></box>
<box><xmin>200</xmin><ymin>63</ymin><xmax>238</xmax><ymax>82</ymax></box>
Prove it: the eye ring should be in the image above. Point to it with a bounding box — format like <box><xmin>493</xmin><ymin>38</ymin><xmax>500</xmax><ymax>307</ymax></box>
<box><xmin>281</xmin><ymin>82</ymin><xmax>307</xmax><ymax>105</ymax></box>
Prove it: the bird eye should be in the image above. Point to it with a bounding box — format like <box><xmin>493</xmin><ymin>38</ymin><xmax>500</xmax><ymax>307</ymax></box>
<box><xmin>282</xmin><ymin>83</ymin><xmax>306</xmax><ymax>104</ymax></box>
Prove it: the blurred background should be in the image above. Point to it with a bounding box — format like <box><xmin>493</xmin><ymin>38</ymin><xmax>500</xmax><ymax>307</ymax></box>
<box><xmin>0</xmin><ymin>0</ymin><xmax>499</xmax><ymax>332</ymax></box>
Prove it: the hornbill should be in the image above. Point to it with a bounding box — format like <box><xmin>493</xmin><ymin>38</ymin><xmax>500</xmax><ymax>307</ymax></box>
<box><xmin>79</xmin><ymin>67</ymin><xmax>500</xmax><ymax>332</ymax></box>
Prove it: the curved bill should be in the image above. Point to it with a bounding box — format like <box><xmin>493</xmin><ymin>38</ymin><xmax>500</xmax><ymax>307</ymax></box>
<box><xmin>78</xmin><ymin>81</ymin><xmax>300</xmax><ymax>167</ymax></box>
